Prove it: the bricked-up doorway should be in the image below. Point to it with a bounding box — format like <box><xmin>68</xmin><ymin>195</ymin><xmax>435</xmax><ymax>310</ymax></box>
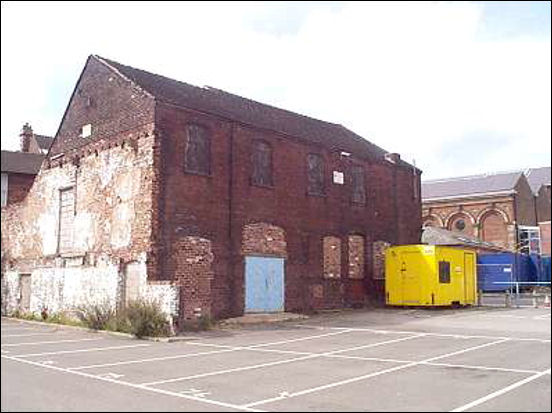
<box><xmin>245</xmin><ymin>256</ymin><xmax>285</xmax><ymax>313</ymax></box>
<box><xmin>19</xmin><ymin>274</ymin><xmax>31</xmax><ymax>312</ymax></box>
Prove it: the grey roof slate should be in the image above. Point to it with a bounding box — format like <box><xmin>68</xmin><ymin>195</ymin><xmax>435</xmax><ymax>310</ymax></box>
<box><xmin>422</xmin><ymin>171</ymin><xmax>522</xmax><ymax>200</ymax></box>
<box><xmin>421</xmin><ymin>226</ymin><xmax>504</xmax><ymax>251</ymax></box>
<box><xmin>1</xmin><ymin>150</ymin><xmax>45</xmax><ymax>174</ymax></box>
<box><xmin>34</xmin><ymin>135</ymin><xmax>54</xmax><ymax>151</ymax></box>
<box><xmin>524</xmin><ymin>166</ymin><xmax>551</xmax><ymax>194</ymax></box>
<box><xmin>96</xmin><ymin>55</ymin><xmax>413</xmax><ymax>167</ymax></box>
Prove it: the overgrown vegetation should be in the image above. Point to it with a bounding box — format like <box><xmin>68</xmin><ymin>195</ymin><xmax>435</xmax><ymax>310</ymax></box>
<box><xmin>9</xmin><ymin>308</ymin><xmax>85</xmax><ymax>327</ymax></box>
<box><xmin>8</xmin><ymin>299</ymin><xmax>172</xmax><ymax>338</ymax></box>
<box><xmin>77</xmin><ymin>299</ymin><xmax>172</xmax><ymax>338</ymax></box>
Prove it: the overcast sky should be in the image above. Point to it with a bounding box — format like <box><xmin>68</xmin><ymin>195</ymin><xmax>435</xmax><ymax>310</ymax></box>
<box><xmin>1</xmin><ymin>1</ymin><xmax>550</xmax><ymax>180</ymax></box>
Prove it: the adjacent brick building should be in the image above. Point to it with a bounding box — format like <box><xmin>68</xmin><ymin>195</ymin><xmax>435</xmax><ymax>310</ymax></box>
<box><xmin>1</xmin><ymin>125</ymin><xmax>53</xmax><ymax>207</ymax></box>
<box><xmin>1</xmin><ymin>55</ymin><xmax>421</xmax><ymax>328</ymax></box>
<box><xmin>422</xmin><ymin>167</ymin><xmax>551</xmax><ymax>255</ymax></box>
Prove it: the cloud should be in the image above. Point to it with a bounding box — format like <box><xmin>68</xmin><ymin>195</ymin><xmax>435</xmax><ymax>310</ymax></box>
<box><xmin>1</xmin><ymin>2</ymin><xmax>550</xmax><ymax>180</ymax></box>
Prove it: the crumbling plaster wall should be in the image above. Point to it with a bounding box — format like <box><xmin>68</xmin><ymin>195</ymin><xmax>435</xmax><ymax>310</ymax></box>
<box><xmin>1</xmin><ymin>130</ymin><xmax>178</xmax><ymax>321</ymax></box>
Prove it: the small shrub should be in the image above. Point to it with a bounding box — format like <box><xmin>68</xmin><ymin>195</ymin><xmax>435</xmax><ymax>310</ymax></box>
<box><xmin>120</xmin><ymin>299</ymin><xmax>171</xmax><ymax>338</ymax></box>
<box><xmin>77</xmin><ymin>302</ymin><xmax>116</xmax><ymax>330</ymax></box>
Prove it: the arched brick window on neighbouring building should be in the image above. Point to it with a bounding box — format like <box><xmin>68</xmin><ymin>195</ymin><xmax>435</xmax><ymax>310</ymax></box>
<box><xmin>422</xmin><ymin>215</ymin><xmax>440</xmax><ymax>228</ymax></box>
<box><xmin>447</xmin><ymin>213</ymin><xmax>475</xmax><ymax>237</ymax></box>
<box><xmin>306</xmin><ymin>153</ymin><xmax>324</xmax><ymax>195</ymax></box>
<box><xmin>251</xmin><ymin>140</ymin><xmax>273</xmax><ymax>187</ymax></box>
<box><xmin>184</xmin><ymin>124</ymin><xmax>211</xmax><ymax>175</ymax></box>
<box><xmin>323</xmin><ymin>236</ymin><xmax>341</xmax><ymax>279</ymax></box>
<box><xmin>480</xmin><ymin>211</ymin><xmax>508</xmax><ymax>247</ymax></box>
<box><xmin>348</xmin><ymin>235</ymin><xmax>365</xmax><ymax>279</ymax></box>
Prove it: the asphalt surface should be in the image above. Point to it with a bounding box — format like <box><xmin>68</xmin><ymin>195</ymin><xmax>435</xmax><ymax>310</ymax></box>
<box><xmin>1</xmin><ymin>304</ymin><xmax>550</xmax><ymax>412</ymax></box>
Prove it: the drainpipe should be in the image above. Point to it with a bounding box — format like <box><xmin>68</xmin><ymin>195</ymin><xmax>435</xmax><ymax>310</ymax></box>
<box><xmin>228</xmin><ymin>123</ymin><xmax>236</xmax><ymax>316</ymax></box>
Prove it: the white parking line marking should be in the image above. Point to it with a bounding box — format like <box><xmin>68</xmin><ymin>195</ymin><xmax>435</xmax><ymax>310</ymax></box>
<box><xmin>141</xmin><ymin>334</ymin><xmax>424</xmax><ymax>386</ymax></box>
<box><xmin>242</xmin><ymin>338</ymin><xmax>510</xmax><ymax>408</ymax></box>
<box><xmin>17</xmin><ymin>343</ymin><xmax>152</xmax><ymax>358</ymax></box>
<box><xmin>2</xmin><ymin>338</ymin><xmax>103</xmax><ymax>347</ymax></box>
<box><xmin>1</xmin><ymin>354</ymin><xmax>263</xmax><ymax>412</ymax></box>
<box><xmin>301</xmin><ymin>326</ymin><xmax>551</xmax><ymax>343</ymax></box>
<box><xmin>69</xmin><ymin>348</ymin><xmax>240</xmax><ymax>370</ymax></box>
<box><xmin>450</xmin><ymin>368</ymin><xmax>551</xmax><ymax>412</ymax></box>
<box><xmin>2</xmin><ymin>332</ymin><xmax>58</xmax><ymax>338</ymax></box>
<box><xmin>189</xmin><ymin>341</ymin><xmax>541</xmax><ymax>375</ymax></box>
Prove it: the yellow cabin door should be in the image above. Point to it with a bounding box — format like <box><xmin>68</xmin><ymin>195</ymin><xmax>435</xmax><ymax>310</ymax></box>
<box><xmin>400</xmin><ymin>252</ymin><xmax>423</xmax><ymax>305</ymax></box>
<box><xmin>464</xmin><ymin>253</ymin><xmax>475</xmax><ymax>304</ymax></box>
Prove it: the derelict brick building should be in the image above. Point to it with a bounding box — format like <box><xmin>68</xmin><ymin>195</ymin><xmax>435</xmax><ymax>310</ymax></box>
<box><xmin>1</xmin><ymin>55</ymin><xmax>421</xmax><ymax>327</ymax></box>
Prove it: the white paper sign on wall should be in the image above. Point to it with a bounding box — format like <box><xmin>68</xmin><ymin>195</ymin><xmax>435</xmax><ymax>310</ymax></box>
<box><xmin>333</xmin><ymin>171</ymin><xmax>344</xmax><ymax>185</ymax></box>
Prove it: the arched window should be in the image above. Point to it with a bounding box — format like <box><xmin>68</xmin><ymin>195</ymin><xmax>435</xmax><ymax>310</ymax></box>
<box><xmin>481</xmin><ymin>211</ymin><xmax>508</xmax><ymax>247</ymax></box>
<box><xmin>307</xmin><ymin>153</ymin><xmax>324</xmax><ymax>195</ymax></box>
<box><xmin>184</xmin><ymin>124</ymin><xmax>210</xmax><ymax>175</ymax></box>
<box><xmin>251</xmin><ymin>140</ymin><xmax>273</xmax><ymax>186</ymax></box>
<box><xmin>348</xmin><ymin>235</ymin><xmax>365</xmax><ymax>279</ymax></box>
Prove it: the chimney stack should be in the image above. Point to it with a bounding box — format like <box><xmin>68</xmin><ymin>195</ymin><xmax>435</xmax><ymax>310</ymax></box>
<box><xmin>385</xmin><ymin>152</ymin><xmax>401</xmax><ymax>164</ymax></box>
<box><xmin>20</xmin><ymin>123</ymin><xmax>33</xmax><ymax>153</ymax></box>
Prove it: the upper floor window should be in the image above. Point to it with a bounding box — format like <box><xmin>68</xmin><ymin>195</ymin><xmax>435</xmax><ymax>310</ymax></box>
<box><xmin>350</xmin><ymin>165</ymin><xmax>366</xmax><ymax>204</ymax></box>
<box><xmin>307</xmin><ymin>154</ymin><xmax>324</xmax><ymax>195</ymax></box>
<box><xmin>251</xmin><ymin>140</ymin><xmax>273</xmax><ymax>187</ymax></box>
<box><xmin>184</xmin><ymin>124</ymin><xmax>210</xmax><ymax>175</ymax></box>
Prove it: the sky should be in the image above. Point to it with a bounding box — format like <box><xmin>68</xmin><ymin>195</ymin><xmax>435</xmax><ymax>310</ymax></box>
<box><xmin>1</xmin><ymin>1</ymin><xmax>550</xmax><ymax>180</ymax></box>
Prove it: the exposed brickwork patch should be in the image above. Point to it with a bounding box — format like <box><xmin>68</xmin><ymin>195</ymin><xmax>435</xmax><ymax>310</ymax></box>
<box><xmin>372</xmin><ymin>240</ymin><xmax>391</xmax><ymax>280</ymax></box>
<box><xmin>241</xmin><ymin>223</ymin><xmax>287</xmax><ymax>257</ymax></box>
<box><xmin>323</xmin><ymin>236</ymin><xmax>341</xmax><ymax>279</ymax></box>
<box><xmin>348</xmin><ymin>235</ymin><xmax>365</xmax><ymax>279</ymax></box>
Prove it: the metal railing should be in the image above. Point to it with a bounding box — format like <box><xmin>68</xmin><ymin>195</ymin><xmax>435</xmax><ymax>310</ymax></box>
<box><xmin>478</xmin><ymin>281</ymin><xmax>551</xmax><ymax>308</ymax></box>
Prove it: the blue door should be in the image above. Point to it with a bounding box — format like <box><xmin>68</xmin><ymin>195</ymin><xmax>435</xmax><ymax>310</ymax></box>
<box><xmin>245</xmin><ymin>256</ymin><xmax>285</xmax><ymax>313</ymax></box>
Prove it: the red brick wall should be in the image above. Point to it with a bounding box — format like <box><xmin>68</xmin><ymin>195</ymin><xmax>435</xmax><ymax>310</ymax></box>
<box><xmin>481</xmin><ymin>211</ymin><xmax>508</xmax><ymax>247</ymax></box>
<box><xmin>155</xmin><ymin>102</ymin><xmax>421</xmax><ymax>318</ymax></box>
<box><xmin>6</xmin><ymin>173</ymin><xmax>35</xmax><ymax>205</ymax></box>
<box><xmin>536</xmin><ymin>185</ymin><xmax>551</xmax><ymax>223</ymax></box>
<box><xmin>514</xmin><ymin>175</ymin><xmax>537</xmax><ymax>226</ymax></box>
<box><xmin>49</xmin><ymin>56</ymin><xmax>155</xmax><ymax>157</ymax></box>
<box><xmin>540</xmin><ymin>222</ymin><xmax>551</xmax><ymax>256</ymax></box>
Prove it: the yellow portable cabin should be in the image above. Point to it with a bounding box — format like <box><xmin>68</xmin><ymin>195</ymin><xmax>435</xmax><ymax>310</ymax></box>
<box><xmin>385</xmin><ymin>245</ymin><xmax>477</xmax><ymax>306</ymax></box>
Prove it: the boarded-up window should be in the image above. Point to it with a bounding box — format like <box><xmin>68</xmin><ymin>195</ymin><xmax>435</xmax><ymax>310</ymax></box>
<box><xmin>348</xmin><ymin>235</ymin><xmax>365</xmax><ymax>279</ymax></box>
<box><xmin>251</xmin><ymin>140</ymin><xmax>273</xmax><ymax>186</ymax></box>
<box><xmin>58</xmin><ymin>187</ymin><xmax>75</xmax><ymax>253</ymax></box>
<box><xmin>307</xmin><ymin>154</ymin><xmax>324</xmax><ymax>195</ymax></box>
<box><xmin>350</xmin><ymin>165</ymin><xmax>366</xmax><ymax>204</ymax></box>
<box><xmin>184</xmin><ymin>124</ymin><xmax>210</xmax><ymax>175</ymax></box>
<box><xmin>323</xmin><ymin>236</ymin><xmax>341</xmax><ymax>279</ymax></box>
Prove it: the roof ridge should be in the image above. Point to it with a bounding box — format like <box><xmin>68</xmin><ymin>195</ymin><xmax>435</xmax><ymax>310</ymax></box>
<box><xmin>423</xmin><ymin>169</ymin><xmax>523</xmax><ymax>184</ymax></box>
<box><xmin>96</xmin><ymin>55</ymin><xmax>344</xmax><ymax>130</ymax></box>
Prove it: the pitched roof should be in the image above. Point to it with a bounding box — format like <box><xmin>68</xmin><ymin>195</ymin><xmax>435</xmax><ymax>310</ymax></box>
<box><xmin>95</xmin><ymin>55</ymin><xmax>411</xmax><ymax>167</ymax></box>
<box><xmin>34</xmin><ymin>134</ymin><xmax>54</xmax><ymax>152</ymax></box>
<box><xmin>1</xmin><ymin>150</ymin><xmax>45</xmax><ymax>174</ymax></box>
<box><xmin>421</xmin><ymin>226</ymin><xmax>505</xmax><ymax>251</ymax></box>
<box><xmin>422</xmin><ymin>171</ymin><xmax>522</xmax><ymax>201</ymax></box>
<box><xmin>524</xmin><ymin>166</ymin><xmax>551</xmax><ymax>194</ymax></box>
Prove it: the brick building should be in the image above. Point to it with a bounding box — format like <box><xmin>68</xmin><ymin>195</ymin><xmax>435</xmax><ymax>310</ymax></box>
<box><xmin>1</xmin><ymin>125</ymin><xmax>53</xmax><ymax>207</ymax></box>
<box><xmin>422</xmin><ymin>167</ymin><xmax>551</xmax><ymax>255</ymax></box>
<box><xmin>1</xmin><ymin>55</ymin><xmax>421</xmax><ymax>327</ymax></box>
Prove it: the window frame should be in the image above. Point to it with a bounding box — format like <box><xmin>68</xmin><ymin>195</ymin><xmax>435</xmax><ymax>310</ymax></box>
<box><xmin>306</xmin><ymin>153</ymin><xmax>325</xmax><ymax>196</ymax></box>
<box><xmin>250</xmin><ymin>139</ymin><xmax>274</xmax><ymax>188</ymax></box>
<box><xmin>350</xmin><ymin>164</ymin><xmax>366</xmax><ymax>205</ymax></box>
<box><xmin>1</xmin><ymin>173</ymin><xmax>8</xmax><ymax>207</ymax></box>
<box><xmin>438</xmin><ymin>261</ymin><xmax>451</xmax><ymax>284</ymax></box>
<box><xmin>184</xmin><ymin>123</ymin><xmax>211</xmax><ymax>176</ymax></box>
